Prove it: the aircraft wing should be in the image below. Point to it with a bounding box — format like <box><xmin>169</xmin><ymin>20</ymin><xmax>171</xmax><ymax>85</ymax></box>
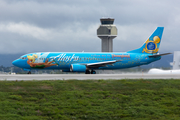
<box><xmin>82</xmin><ymin>60</ymin><xmax>121</xmax><ymax>68</ymax></box>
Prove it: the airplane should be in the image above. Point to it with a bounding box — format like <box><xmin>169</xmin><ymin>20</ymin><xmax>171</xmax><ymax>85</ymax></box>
<box><xmin>12</xmin><ymin>27</ymin><xmax>171</xmax><ymax>74</ymax></box>
<box><xmin>148</xmin><ymin>68</ymin><xmax>180</xmax><ymax>74</ymax></box>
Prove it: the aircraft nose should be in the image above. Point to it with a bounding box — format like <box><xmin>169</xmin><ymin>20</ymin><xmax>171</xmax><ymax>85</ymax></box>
<box><xmin>12</xmin><ymin>59</ymin><xmax>19</xmax><ymax>67</ymax></box>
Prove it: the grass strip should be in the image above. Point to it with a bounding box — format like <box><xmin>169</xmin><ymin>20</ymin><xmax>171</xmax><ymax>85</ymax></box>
<box><xmin>0</xmin><ymin>79</ymin><xmax>179</xmax><ymax>120</ymax></box>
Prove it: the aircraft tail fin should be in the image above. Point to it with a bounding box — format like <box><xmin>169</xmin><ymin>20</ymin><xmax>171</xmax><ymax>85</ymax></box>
<box><xmin>127</xmin><ymin>27</ymin><xmax>164</xmax><ymax>54</ymax></box>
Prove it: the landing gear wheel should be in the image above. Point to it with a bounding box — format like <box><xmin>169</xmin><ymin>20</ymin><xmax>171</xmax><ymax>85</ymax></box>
<box><xmin>91</xmin><ymin>70</ymin><xmax>96</xmax><ymax>74</ymax></box>
<box><xmin>27</xmin><ymin>71</ymin><xmax>31</xmax><ymax>74</ymax></box>
<box><xmin>85</xmin><ymin>70</ymin><xmax>90</xmax><ymax>74</ymax></box>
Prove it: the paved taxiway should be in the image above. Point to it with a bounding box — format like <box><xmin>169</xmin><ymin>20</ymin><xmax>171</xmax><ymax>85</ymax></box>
<box><xmin>0</xmin><ymin>74</ymin><xmax>180</xmax><ymax>80</ymax></box>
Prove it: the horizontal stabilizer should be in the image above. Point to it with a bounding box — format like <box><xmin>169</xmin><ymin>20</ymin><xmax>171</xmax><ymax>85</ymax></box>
<box><xmin>148</xmin><ymin>53</ymin><xmax>172</xmax><ymax>57</ymax></box>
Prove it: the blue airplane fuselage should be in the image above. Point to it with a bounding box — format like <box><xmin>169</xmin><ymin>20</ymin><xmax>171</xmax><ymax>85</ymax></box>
<box><xmin>12</xmin><ymin>52</ymin><xmax>160</xmax><ymax>70</ymax></box>
<box><xmin>12</xmin><ymin>27</ymin><xmax>168</xmax><ymax>74</ymax></box>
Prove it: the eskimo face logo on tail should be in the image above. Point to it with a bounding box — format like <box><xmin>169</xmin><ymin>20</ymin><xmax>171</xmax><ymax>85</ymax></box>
<box><xmin>142</xmin><ymin>36</ymin><xmax>160</xmax><ymax>53</ymax></box>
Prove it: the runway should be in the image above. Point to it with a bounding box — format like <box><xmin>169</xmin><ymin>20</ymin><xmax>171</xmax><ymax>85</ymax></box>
<box><xmin>0</xmin><ymin>74</ymin><xmax>180</xmax><ymax>80</ymax></box>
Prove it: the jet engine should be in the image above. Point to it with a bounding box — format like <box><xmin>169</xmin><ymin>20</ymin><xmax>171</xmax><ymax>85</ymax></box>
<box><xmin>70</xmin><ymin>64</ymin><xmax>87</xmax><ymax>72</ymax></box>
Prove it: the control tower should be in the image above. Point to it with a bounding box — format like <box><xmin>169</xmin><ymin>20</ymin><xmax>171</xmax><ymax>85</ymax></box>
<box><xmin>97</xmin><ymin>18</ymin><xmax>117</xmax><ymax>52</ymax></box>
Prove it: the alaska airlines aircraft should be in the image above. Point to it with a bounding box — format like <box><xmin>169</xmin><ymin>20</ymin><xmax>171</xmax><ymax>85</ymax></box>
<box><xmin>12</xmin><ymin>27</ymin><xmax>170</xmax><ymax>74</ymax></box>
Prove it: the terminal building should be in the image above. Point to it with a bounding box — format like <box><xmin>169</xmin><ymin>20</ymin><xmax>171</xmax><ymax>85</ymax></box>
<box><xmin>97</xmin><ymin>18</ymin><xmax>117</xmax><ymax>52</ymax></box>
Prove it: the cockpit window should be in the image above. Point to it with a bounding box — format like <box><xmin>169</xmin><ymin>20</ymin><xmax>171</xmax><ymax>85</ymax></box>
<box><xmin>21</xmin><ymin>57</ymin><xmax>27</xmax><ymax>59</ymax></box>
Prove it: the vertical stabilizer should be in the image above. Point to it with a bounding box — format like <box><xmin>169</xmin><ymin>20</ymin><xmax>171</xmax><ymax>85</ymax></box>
<box><xmin>127</xmin><ymin>27</ymin><xmax>164</xmax><ymax>54</ymax></box>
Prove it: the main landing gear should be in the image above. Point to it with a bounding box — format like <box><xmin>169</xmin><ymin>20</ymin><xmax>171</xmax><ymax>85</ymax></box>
<box><xmin>27</xmin><ymin>71</ymin><xmax>31</xmax><ymax>74</ymax></box>
<box><xmin>91</xmin><ymin>70</ymin><xmax>96</xmax><ymax>74</ymax></box>
<box><xmin>85</xmin><ymin>70</ymin><xmax>96</xmax><ymax>74</ymax></box>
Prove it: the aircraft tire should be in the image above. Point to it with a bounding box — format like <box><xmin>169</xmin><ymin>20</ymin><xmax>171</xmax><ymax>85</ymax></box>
<box><xmin>27</xmin><ymin>71</ymin><xmax>31</xmax><ymax>74</ymax></box>
<box><xmin>85</xmin><ymin>70</ymin><xmax>90</xmax><ymax>74</ymax></box>
<box><xmin>91</xmin><ymin>70</ymin><xmax>96</xmax><ymax>74</ymax></box>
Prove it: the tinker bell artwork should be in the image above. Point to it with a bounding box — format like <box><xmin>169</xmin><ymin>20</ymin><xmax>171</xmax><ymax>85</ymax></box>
<box><xmin>27</xmin><ymin>53</ymin><xmax>58</xmax><ymax>69</ymax></box>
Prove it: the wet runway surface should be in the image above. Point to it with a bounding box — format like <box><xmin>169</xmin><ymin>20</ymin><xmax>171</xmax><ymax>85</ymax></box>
<box><xmin>0</xmin><ymin>74</ymin><xmax>179</xmax><ymax>80</ymax></box>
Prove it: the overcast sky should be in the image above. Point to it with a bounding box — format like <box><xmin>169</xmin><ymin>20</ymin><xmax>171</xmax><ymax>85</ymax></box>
<box><xmin>0</xmin><ymin>0</ymin><xmax>179</xmax><ymax>54</ymax></box>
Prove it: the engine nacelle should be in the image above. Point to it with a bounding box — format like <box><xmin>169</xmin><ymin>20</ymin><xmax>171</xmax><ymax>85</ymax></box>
<box><xmin>70</xmin><ymin>64</ymin><xmax>87</xmax><ymax>72</ymax></box>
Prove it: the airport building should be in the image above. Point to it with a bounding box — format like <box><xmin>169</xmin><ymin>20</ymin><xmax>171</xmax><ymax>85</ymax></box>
<box><xmin>97</xmin><ymin>18</ymin><xmax>117</xmax><ymax>52</ymax></box>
